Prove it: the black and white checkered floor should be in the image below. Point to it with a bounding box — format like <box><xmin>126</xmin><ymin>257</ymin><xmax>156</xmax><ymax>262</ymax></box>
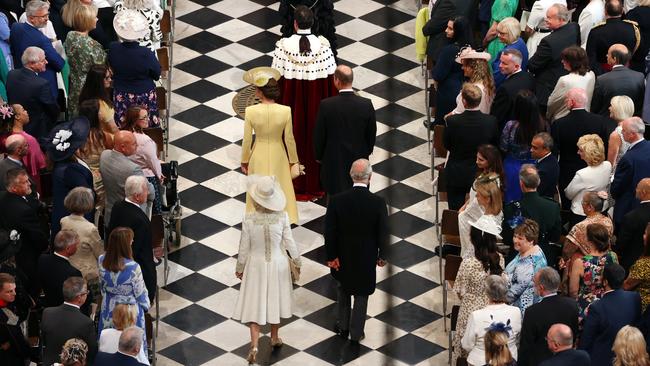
<box><xmin>156</xmin><ymin>0</ymin><xmax>448</xmax><ymax>364</ymax></box>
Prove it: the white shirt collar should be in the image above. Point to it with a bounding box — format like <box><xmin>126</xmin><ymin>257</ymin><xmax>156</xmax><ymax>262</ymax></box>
<box><xmin>508</xmin><ymin>69</ymin><xmax>523</xmax><ymax>78</ymax></box>
<box><xmin>641</xmin><ymin>200</ymin><xmax>650</xmax><ymax>204</ymax></box>
<box><xmin>353</xmin><ymin>183</ymin><xmax>368</xmax><ymax>188</ymax></box>
<box><xmin>542</xmin><ymin>292</ymin><xmax>558</xmax><ymax>299</ymax></box>
<box><xmin>53</xmin><ymin>252</ymin><xmax>70</xmax><ymax>262</ymax></box>
<box><xmin>612</xmin><ymin>64</ymin><xmax>624</xmax><ymax>69</ymax></box>
<box><xmin>339</xmin><ymin>88</ymin><xmax>354</xmax><ymax>93</ymax></box>
<box><xmin>63</xmin><ymin>302</ymin><xmax>80</xmax><ymax>309</ymax></box>
<box><xmin>537</xmin><ymin>152</ymin><xmax>552</xmax><ymax>162</ymax></box>
<box><xmin>125</xmin><ymin>197</ymin><xmax>140</xmax><ymax>208</ymax></box>
<box><xmin>76</xmin><ymin>158</ymin><xmax>90</xmax><ymax>171</ymax></box>
<box><xmin>7</xmin><ymin>156</ymin><xmax>22</xmax><ymax>165</ymax></box>
<box><xmin>629</xmin><ymin>138</ymin><xmax>644</xmax><ymax>149</ymax></box>
<box><xmin>297</xmin><ymin>29</ymin><xmax>311</xmax><ymax>35</ymax></box>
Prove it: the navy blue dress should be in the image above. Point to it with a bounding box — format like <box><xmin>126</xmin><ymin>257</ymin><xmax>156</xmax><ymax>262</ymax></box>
<box><xmin>50</xmin><ymin>160</ymin><xmax>94</xmax><ymax>238</ymax></box>
<box><xmin>432</xmin><ymin>43</ymin><xmax>464</xmax><ymax>124</ymax></box>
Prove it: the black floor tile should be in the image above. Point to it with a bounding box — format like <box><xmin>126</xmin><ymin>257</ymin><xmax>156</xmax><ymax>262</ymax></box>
<box><xmin>178</xmin><ymin>8</ymin><xmax>232</xmax><ymax>29</ymax></box>
<box><xmin>372</xmin><ymin>155</ymin><xmax>428</xmax><ymax>181</ymax></box>
<box><xmin>179</xmin><ymin>185</ymin><xmax>229</xmax><ymax>212</ymax></box>
<box><xmin>377</xmin><ymin>334</ymin><xmax>445</xmax><ymax>364</ymax></box>
<box><xmin>302</xmin><ymin>303</ymin><xmax>339</xmax><ymax>331</ymax></box>
<box><xmin>362</xmin><ymin>53</ymin><xmax>419</xmax><ymax>78</ymax></box>
<box><xmin>248</xmin><ymin>0</ymin><xmax>276</xmax><ymax>6</ymax></box>
<box><xmin>233</xmin><ymin>191</ymin><xmax>247</xmax><ymax>203</ymax></box>
<box><xmin>384</xmin><ymin>240</ymin><xmax>435</xmax><ymax>269</ymax></box>
<box><xmin>333</xmin><ymin>10</ymin><xmax>355</xmax><ymax>28</ymax></box>
<box><xmin>238</xmin><ymin>7</ymin><xmax>281</xmax><ymax>29</ymax></box>
<box><xmin>178</xmin><ymin>157</ymin><xmax>229</xmax><ymax>183</ymax></box>
<box><xmin>375</xmin><ymin>129</ymin><xmax>427</xmax><ymax>155</ymax></box>
<box><xmin>238</xmin><ymin>31</ymin><xmax>281</xmax><ymax>53</ymax></box>
<box><xmin>238</xmin><ymin>54</ymin><xmax>274</xmax><ymax>70</ymax></box>
<box><xmin>360</xmin><ymin>7</ymin><xmax>412</xmax><ymax>29</ymax></box>
<box><xmin>188</xmin><ymin>0</ymin><xmax>216</xmax><ymax>5</ymax></box>
<box><xmin>176</xmin><ymin>55</ymin><xmax>231</xmax><ymax>78</ymax></box>
<box><xmin>159</xmin><ymin>336</ymin><xmax>226</xmax><ymax>366</ymax></box>
<box><xmin>375</xmin><ymin>182</ymin><xmax>430</xmax><ymax>209</ymax></box>
<box><xmin>374</xmin><ymin>103</ymin><xmax>424</xmax><ymax>128</ymax></box>
<box><xmin>302</xmin><ymin>245</ymin><xmax>327</xmax><ymax>264</ymax></box>
<box><xmin>174</xmin><ymin>79</ymin><xmax>231</xmax><ymax>103</ymax></box>
<box><xmin>231</xmin><ymin>336</ymin><xmax>300</xmax><ymax>365</ymax></box>
<box><xmin>364</xmin><ymin>78</ymin><xmax>420</xmax><ymax>102</ymax></box>
<box><xmin>304</xmin><ymin>335</ymin><xmax>372</xmax><ymax>364</ymax></box>
<box><xmin>375</xmin><ymin>302</ymin><xmax>440</xmax><ymax>332</ymax></box>
<box><xmin>177</xmin><ymin>31</ymin><xmax>231</xmax><ymax>53</ymax></box>
<box><xmin>171</xmin><ymin>130</ymin><xmax>229</xmax><ymax>156</ymax></box>
<box><xmin>173</xmin><ymin>104</ymin><xmax>232</xmax><ymax>129</ymax></box>
<box><xmin>302</xmin><ymin>215</ymin><xmax>326</xmax><ymax>235</ymax></box>
<box><xmin>387</xmin><ymin>211</ymin><xmax>433</xmax><ymax>238</ymax></box>
<box><xmin>336</xmin><ymin>57</ymin><xmax>357</xmax><ymax>69</ymax></box>
<box><xmin>335</xmin><ymin>33</ymin><xmax>355</xmax><ymax>49</ymax></box>
<box><xmin>164</xmin><ymin>273</ymin><xmax>228</xmax><ymax>302</ymax></box>
<box><xmin>168</xmin><ymin>242</ymin><xmax>229</xmax><ymax>271</ymax></box>
<box><xmin>361</xmin><ymin>30</ymin><xmax>413</xmax><ymax>53</ymax></box>
<box><xmin>376</xmin><ymin>271</ymin><xmax>438</xmax><ymax>300</ymax></box>
<box><xmin>180</xmin><ymin>213</ymin><xmax>230</xmax><ymax>241</ymax></box>
<box><xmin>162</xmin><ymin>303</ymin><xmax>227</xmax><ymax>334</ymax></box>
<box><xmin>303</xmin><ymin>275</ymin><xmax>338</xmax><ymax>301</ymax></box>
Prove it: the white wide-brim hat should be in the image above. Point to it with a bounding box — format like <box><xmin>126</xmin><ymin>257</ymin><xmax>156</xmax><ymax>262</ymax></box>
<box><xmin>469</xmin><ymin>215</ymin><xmax>502</xmax><ymax>239</ymax></box>
<box><xmin>455</xmin><ymin>47</ymin><xmax>491</xmax><ymax>64</ymax></box>
<box><xmin>242</xmin><ymin>67</ymin><xmax>281</xmax><ymax>87</ymax></box>
<box><xmin>114</xmin><ymin>9</ymin><xmax>149</xmax><ymax>41</ymax></box>
<box><xmin>247</xmin><ymin>175</ymin><xmax>286</xmax><ymax>212</ymax></box>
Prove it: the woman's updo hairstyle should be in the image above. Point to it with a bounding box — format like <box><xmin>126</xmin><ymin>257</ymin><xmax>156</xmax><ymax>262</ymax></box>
<box><xmin>259</xmin><ymin>79</ymin><xmax>281</xmax><ymax>101</ymax></box>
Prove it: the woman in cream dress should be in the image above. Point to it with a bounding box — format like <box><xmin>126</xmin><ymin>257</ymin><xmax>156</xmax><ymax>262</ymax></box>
<box><xmin>233</xmin><ymin>175</ymin><xmax>301</xmax><ymax>364</ymax></box>
<box><xmin>241</xmin><ymin>67</ymin><xmax>300</xmax><ymax>224</ymax></box>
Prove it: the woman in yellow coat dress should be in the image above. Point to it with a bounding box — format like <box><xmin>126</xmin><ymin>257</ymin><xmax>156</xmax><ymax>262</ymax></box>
<box><xmin>241</xmin><ymin>68</ymin><xmax>300</xmax><ymax>224</ymax></box>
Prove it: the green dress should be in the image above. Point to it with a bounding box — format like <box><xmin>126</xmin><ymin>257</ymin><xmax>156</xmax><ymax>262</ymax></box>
<box><xmin>486</xmin><ymin>0</ymin><xmax>519</xmax><ymax>60</ymax></box>
<box><xmin>64</xmin><ymin>31</ymin><xmax>106</xmax><ymax>117</ymax></box>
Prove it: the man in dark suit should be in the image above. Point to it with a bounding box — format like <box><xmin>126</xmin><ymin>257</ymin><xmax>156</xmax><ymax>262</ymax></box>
<box><xmin>0</xmin><ymin>134</ymin><xmax>31</xmax><ymax>192</ymax></box>
<box><xmin>37</xmin><ymin>230</ymin><xmax>92</xmax><ymax>314</ymax></box>
<box><xmin>444</xmin><ymin>83</ymin><xmax>498</xmax><ymax>210</ymax></box>
<box><xmin>611</xmin><ymin>117</ymin><xmax>650</xmax><ymax>227</ymax></box>
<box><xmin>586</xmin><ymin>0</ymin><xmax>640</xmax><ymax>75</ymax></box>
<box><xmin>108</xmin><ymin>175</ymin><xmax>156</xmax><ymax>302</ymax></box>
<box><xmin>580</xmin><ymin>264</ymin><xmax>642</xmax><ymax>366</ymax></box>
<box><xmin>531</xmin><ymin>132</ymin><xmax>559</xmax><ymax>199</ymax></box>
<box><xmin>421</xmin><ymin>0</ymin><xmax>473</xmax><ymax>60</ymax></box>
<box><xmin>616</xmin><ymin>179</ymin><xmax>650</xmax><ymax>272</ymax></box>
<box><xmin>325</xmin><ymin>159</ymin><xmax>388</xmax><ymax>343</ymax></box>
<box><xmin>6</xmin><ymin>47</ymin><xmax>60</xmax><ymax>143</ymax></box>
<box><xmin>10</xmin><ymin>1</ymin><xmax>65</xmax><ymax>101</ymax></box>
<box><xmin>540</xmin><ymin>324</ymin><xmax>590</xmax><ymax>366</ymax></box>
<box><xmin>94</xmin><ymin>327</ymin><xmax>148</xmax><ymax>366</ymax></box>
<box><xmin>503</xmin><ymin>165</ymin><xmax>562</xmax><ymax>265</ymax></box>
<box><xmin>490</xmin><ymin>48</ymin><xmax>536</xmax><ymax>129</ymax></box>
<box><xmin>528</xmin><ymin>4</ymin><xmax>580</xmax><ymax>109</ymax></box>
<box><xmin>551</xmin><ymin>88</ymin><xmax>611</xmax><ymax>210</ymax></box>
<box><xmin>591</xmin><ymin>44</ymin><xmax>645</xmax><ymax>116</ymax></box>
<box><xmin>0</xmin><ymin>168</ymin><xmax>48</xmax><ymax>298</ymax></box>
<box><xmin>314</xmin><ymin>65</ymin><xmax>376</xmax><ymax>196</ymax></box>
<box><xmin>519</xmin><ymin>268</ymin><xmax>580</xmax><ymax>366</ymax></box>
<box><xmin>40</xmin><ymin>277</ymin><xmax>97</xmax><ymax>365</ymax></box>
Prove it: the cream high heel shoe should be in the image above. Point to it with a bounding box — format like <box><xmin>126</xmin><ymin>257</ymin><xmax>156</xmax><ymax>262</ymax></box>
<box><xmin>247</xmin><ymin>346</ymin><xmax>258</xmax><ymax>364</ymax></box>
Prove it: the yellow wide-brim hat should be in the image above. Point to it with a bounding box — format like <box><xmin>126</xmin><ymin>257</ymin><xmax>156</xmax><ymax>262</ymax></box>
<box><xmin>242</xmin><ymin>67</ymin><xmax>281</xmax><ymax>87</ymax></box>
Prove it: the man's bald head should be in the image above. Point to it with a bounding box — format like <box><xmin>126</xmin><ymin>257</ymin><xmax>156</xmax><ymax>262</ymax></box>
<box><xmin>608</xmin><ymin>44</ymin><xmax>630</xmax><ymax>65</ymax></box>
<box><xmin>548</xmin><ymin>324</ymin><xmax>574</xmax><ymax>347</ymax></box>
<box><xmin>5</xmin><ymin>134</ymin><xmax>26</xmax><ymax>157</ymax></box>
<box><xmin>566</xmin><ymin>88</ymin><xmax>588</xmax><ymax>109</ymax></box>
<box><xmin>334</xmin><ymin>65</ymin><xmax>353</xmax><ymax>89</ymax></box>
<box><xmin>114</xmin><ymin>130</ymin><xmax>137</xmax><ymax>156</ymax></box>
<box><xmin>636</xmin><ymin>178</ymin><xmax>650</xmax><ymax>201</ymax></box>
<box><xmin>349</xmin><ymin>158</ymin><xmax>372</xmax><ymax>184</ymax></box>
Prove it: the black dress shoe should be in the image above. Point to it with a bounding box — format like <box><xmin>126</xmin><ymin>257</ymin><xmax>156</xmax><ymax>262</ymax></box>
<box><xmin>350</xmin><ymin>334</ymin><xmax>365</xmax><ymax>344</ymax></box>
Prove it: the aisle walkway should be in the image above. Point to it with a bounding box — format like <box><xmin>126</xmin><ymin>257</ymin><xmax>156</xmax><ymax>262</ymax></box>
<box><xmin>156</xmin><ymin>1</ymin><xmax>447</xmax><ymax>364</ymax></box>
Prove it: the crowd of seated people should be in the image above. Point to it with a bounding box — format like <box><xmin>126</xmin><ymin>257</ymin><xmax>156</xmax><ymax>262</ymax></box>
<box><xmin>420</xmin><ymin>0</ymin><xmax>650</xmax><ymax>363</ymax></box>
<box><xmin>0</xmin><ymin>0</ymin><xmax>164</xmax><ymax>365</ymax></box>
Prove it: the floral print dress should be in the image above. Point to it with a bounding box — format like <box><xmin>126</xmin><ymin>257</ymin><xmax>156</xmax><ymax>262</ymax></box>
<box><xmin>577</xmin><ymin>251</ymin><xmax>618</xmax><ymax>322</ymax></box>
<box><xmin>64</xmin><ymin>31</ymin><xmax>107</xmax><ymax>117</ymax></box>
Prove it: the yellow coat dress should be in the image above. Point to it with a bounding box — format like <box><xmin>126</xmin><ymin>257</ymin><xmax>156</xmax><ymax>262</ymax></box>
<box><xmin>241</xmin><ymin>103</ymin><xmax>299</xmax><ymax>223</ymax></box>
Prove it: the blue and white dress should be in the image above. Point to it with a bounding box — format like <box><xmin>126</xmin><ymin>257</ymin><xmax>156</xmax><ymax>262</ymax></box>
<box><xmin>505</xmin><ymin>246</ymin><xmax>547</xmax><ymax>314</ymax></box>
<box><xmin>97</xmin><ymin>256</ymin><xmax>150</xmax><ymax>342</ymax></box>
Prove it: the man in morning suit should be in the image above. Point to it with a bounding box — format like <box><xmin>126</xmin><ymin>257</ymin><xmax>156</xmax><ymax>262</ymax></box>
<box><xmin>0</xmin><ymin>168</ymin><xmax>48</xmax><ymax>299</ymax></box>
<box><xmin>40</xmin><ymin>277</ymin><xmax>97</xmax><ymax>365</ymax></box>
<box><xmin>527</xmin><ymin>4</ymin><xmax>580</xmax><ymax>109</ymax></box>
<box><xmin>586</xmin><ymin>0</ymin><xmax>640</xmax><ymax>75</ymax></box>
<box><xmin>580</xmin><ymin>264</ymin><xmax>642</xmax><ymax>366</ymax></box>
<box><xmin>421</xmin><ymin>0</ymin><xmax>473</xmax><ymax>60</ymax></box>
<box><xmin>325</xmin><ymin>159</ymin><xmax>388</xmax><ymax>343</ymax></box>
<box><xmin>108</xmin><ymin>175</ymin><xmax>156</xmax><ymax>302</ymax></box>
<box><xmin>591</xmin><ymin>44</ymin><xmax>645</xmax><ymax>116</ymax></box>
<box><xmin>539</xmin><ymin>324</ymin><xmax>590</xmax><ymax>366</ymax></box>
<box><xmin>551</xmin><ymin>88</ymin><xmax>611</xmax><ymax>210</ymax></box>
<box><xmin>519</xmin><ymin>268</ymin><xmax>580</xmax><ymax>366</ymax></box>
<box><xmin>6</xmin><ymin>47</ymin><xmax>59</xmax><ymax>143</ymax></box>
<box><xmin>0</xmin><ymin>135</ymin><xmax>37</xmax><ymax>194</ymax></box>
<box><xmin>611</xmin><ymin>117</ymin><xmax>650</xmax><ymax>227</ymax></box>
<box><xmin>444</xmin><ymin>83</ymin><xmax>498</xmax><ymax>210</ymax></box>
<box><xmin>100</xmin><ymin>130</ymin><xmax>154</xmax><ymax>230</ymax></box>
<box><xmin>10</xmin><ymin>1</ymin><xmax>65</xmax><ymax>101</ymax></box>
<box><xmin>616</xmin><ymin>179</ymin><xmax>650</xmax><ymax>272</ymax></box>
<box><xmin>490</xmin><ymin>49</ymin><xmax>536</xmax><ymax>130</ymax></box>
<box><xmin>314</xmin><ymin>65</ymin><xmax>376</xmax><ymax>196</ymax></box>
<box><xmin>94</xmin><ymin>327</ymin><xmax>148</xmax><ymax>366</ymax></box>
<box><xmin>503</xmin><ymin>166</ymin><xmax>562</xmax><ymax>266</ymax></box>
<box><xmin>530</xmin><ymin>132</ymin><xmax>559</xmax><ymax>199</ymax></box>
